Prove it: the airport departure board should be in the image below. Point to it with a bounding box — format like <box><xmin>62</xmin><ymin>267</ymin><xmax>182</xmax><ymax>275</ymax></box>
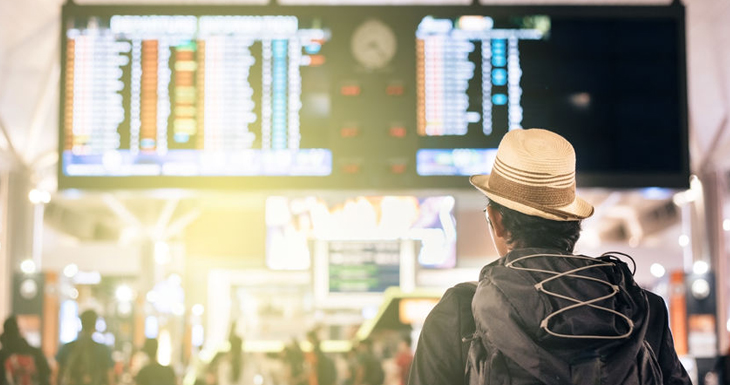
<box><xmin>60</xmin><ymin>3</ymin><xmax>689</xmax><ymax>189</ymax></box>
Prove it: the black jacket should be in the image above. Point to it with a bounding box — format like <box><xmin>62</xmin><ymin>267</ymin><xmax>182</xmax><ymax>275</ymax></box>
<box><xmin>409</xmin><ymin>248</ymin><xmax>691</xmax><ymax>385</ymax></box>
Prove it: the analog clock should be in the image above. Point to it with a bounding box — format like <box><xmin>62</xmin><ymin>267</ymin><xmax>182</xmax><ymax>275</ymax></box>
<box><xmin>351</xmin><ymin>19</ymin><xmax>397</xmax><ymax>70</ymax></box>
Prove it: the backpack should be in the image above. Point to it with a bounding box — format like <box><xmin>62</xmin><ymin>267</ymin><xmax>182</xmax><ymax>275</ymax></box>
<box><xmin>61</xmin><ymin>337</ymin><xmax>105</xmax><ymax>385</ymax></box>
<box><xmin>3</xmin><ymin>352</ymin><xmax>39</xmax><ymax>385</ymax></box>
<box><xmin>462</xmin><ymin>255</ymin><xmax>664</xmax><ymax>385</ymax></box>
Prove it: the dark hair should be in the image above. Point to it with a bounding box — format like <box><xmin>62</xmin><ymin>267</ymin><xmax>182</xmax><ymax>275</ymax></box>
<box><xmin>1</xmin><ymin>316</ymin><xmax>28</xmax><ymax>351</ymax></box>
<box><xmin>142</xmin><ymin>338</ymin><xmax>158</xmax><ymax>360</ymax></box>
<box><xmin>401</xmin><ymin>335</ymin><xmax>412</xmax><ymax>346</ymax></box>
<box><xmin>80</xmin><ymin>310</ymin><xmax>98</xmax><ymax>331</ymax></box>
<box><xmin>488</xmin><ymin>200</ymin><xmax>582</xmax><ymax>253</ymax></box>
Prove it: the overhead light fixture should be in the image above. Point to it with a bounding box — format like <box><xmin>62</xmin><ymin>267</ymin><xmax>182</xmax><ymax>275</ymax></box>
<box><xmin>115</xmin><ymin>285</ymin><xmax>135</xmax><ymax>303</ymax></box>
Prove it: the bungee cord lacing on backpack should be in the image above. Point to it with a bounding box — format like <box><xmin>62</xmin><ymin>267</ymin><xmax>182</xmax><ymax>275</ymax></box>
<box><xmin>505</xmin><ymin>253</ymin><xmax>635</xmax><ymax>340</ymax></box>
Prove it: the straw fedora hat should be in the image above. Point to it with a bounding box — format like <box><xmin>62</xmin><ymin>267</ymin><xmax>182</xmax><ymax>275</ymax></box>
<box><xmin>470</xmin><ymin>128</ymin><xmax>594</xmax><ymax>221</ymax></box>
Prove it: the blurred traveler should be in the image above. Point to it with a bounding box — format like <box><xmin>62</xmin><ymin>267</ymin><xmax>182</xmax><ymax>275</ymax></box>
<box><xmin>409</xmin><ymin>129</ymin><xmax>691</xmax><ymax>384</ymax></box>
<box><xmin>354</xmin><ymin>340</ymin><xmax>383</xmax><ymax>385</ymax></box>
<box><xmin>57</xmin><ymin>310</ymin><xmax>115</xmax><ymax>385</ymax></box>
<box><xmin>207</xmin><ymin>329</ymin><xmax>256</xmax><ymax>385</ymax></box>
<box><xmin>0</xmin><ymin>316</ymin><xmax>51</xmax><ymax>385</ymax></box>
<box><xmin>304</xmin><ymin>331</ymin><xmax>336</xmax><ymax>385</ymax></box>
<box><xmin>135</xmin><ymin>338</ymin><xmax>176</xmax><ymax>385</ymax></box>
<box><xmin>128</xmin><ymin>343</ymin><xmax>151</xmax><ymax>379</ymax></box>
<box><xmin>342</xmin><ymin>345</ymin><xmax>358</xmax><ymax>385</ymax></box>
<box><xmin>710</xmin><ymin>346</ymin><xmax>730</xmax><ymax>385</ymax></box>
<box><xmin>281</xmin><ymin>339</ymin><xmax>306</xmax><ymax>385</ymax></box>
<box><xmin>394</xmin><ymin>336</ymin><xmax>412</xmax><ymax>385</ymax></box>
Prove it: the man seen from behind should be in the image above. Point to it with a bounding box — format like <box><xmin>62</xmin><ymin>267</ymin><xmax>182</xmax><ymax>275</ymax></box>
<box><xmin>57</xmin><ymin>310</ymin><xmax>115</xmax><ymax>385</ymax></box>
<box><xmin>408</xmin><ymin>128</ymin><xmax>691</xmax><ymax>385</ymax></box>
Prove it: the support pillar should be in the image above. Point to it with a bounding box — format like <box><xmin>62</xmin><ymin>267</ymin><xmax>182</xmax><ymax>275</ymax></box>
<box><xmin>703</xmin><ymin>170</ymin><xmax>728</xmax><ymax>354</ymax></box>
<box><xmin>1</xmin><ymin>170</ymin><xmax>38</xmax><ymax>323</ymax></box>
<box><xmin>0</xmin><ymin>172</ymin><xmax>11</xmax><ymax>321</ymax></box>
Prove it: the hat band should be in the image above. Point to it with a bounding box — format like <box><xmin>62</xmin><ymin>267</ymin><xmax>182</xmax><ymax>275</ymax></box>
<box><xmin>488</xmin><ymin>170</ymin><xmax>575</xmax><ymax>208</ymax></box>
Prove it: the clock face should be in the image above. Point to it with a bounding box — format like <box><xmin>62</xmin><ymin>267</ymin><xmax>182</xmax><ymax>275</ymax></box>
<box><xmin>351</xmin><ymin>19</ymin><xmax>397</xmax><ymax>70</ymax></box>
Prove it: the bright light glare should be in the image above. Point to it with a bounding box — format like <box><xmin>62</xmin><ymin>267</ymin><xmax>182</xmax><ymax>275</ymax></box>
<box><xmin>145</xmin><ymin>316</ymin><xmax>159</xmax><ymax>339</ymax></box>
<box><xmin>20</xmin><ymin>259</ymin><xmax>36</xmax><ymax>274</ymax></box>
<box><xmin>115</xmin><ymin>285</ymin><xmax>134</xmax><ymax>302</ymax></box>
<box><xmin>724</xmin><ymin>219</ymin><xmax>730</xmax><ymax>232</ymax></box>
<box><xmin>192</xmin><ymin>324</ymin><xmax>204</xmax><ymax>347</ymax></box>
<box><xmin>693</xmin><ymin>260</ymin><xmax>710</xmax><ymax>275</ymax></box>
<box><xmin>158</xmin><ymin>330</ymin><xmax>172</xmax><ymax>366</ymax></box>
<box><xmin>458</xmin><ymin>16</ymin><xmax>493</xmax><ymax>31</ymax></box>
<box><xmin>678</xmin><ymin>235</ymin><xmax>690</xmax><ymax>247</ymax></box>
<box><xmin>63</xmin><ymin>264</ymin><xmax>79</xmax><ymax>278</ymax></box>
<box><xmin>118</xmin><ymin>302</ymin><xmax>133</xmax><ymax>315</ymax></box>
<box><xmin>726</xmin><ymin>318</ymin><xmax>730</xmax><ymax>333</ymax></box>
<box><xmin>168</xmin><ymin>274</ymin><xmax>182</xmax><ymax>287</ymax></box>
<box><xmin>650</xmin><ymin>263</ymin><xmax>666</xmax><ymax>278</ymax></box>
<box><xmin>362</xmin><ymin>306</ymin><xmax>378</xmax><ymax>320</ymax></box>
<box><xmin>154</xmin><ymin>242</ymin><xmax>171</xmax><ymax>265</ymax></box>
<box><xmin>28</xmin><ymin>189</ymin><xmax>51</xmax><ymax>204</ymax></box>
<box><xmin>691</xmin><ymin>278</ymin><xmax>711</xmax><ymax>299</ymax></box>
<box><xmin>60</xmin><ymin>301</ymin><xmax>79</xmax><ymax>343</ymax></box>
<box><xmin>192</xmin><ymin>304</ymin><xmax>205</xmax><ymax>316</ymax></box>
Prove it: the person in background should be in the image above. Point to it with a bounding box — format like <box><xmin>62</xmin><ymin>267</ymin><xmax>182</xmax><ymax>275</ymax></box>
<box><xmin>304</xmin><ymin>330</ymin><xmax>336</xmax><ymax>385</ymax></box>
<box><xmin>128</xmin><ymin>340</ymin><xmax>151</xmax><ymax>381</ymax></box>
<box><xmin>0</xmin><ymin>315</ymin><xmax>51</xmax><ymax>385</ymax></box>
<box><xmin>342</xmin><ymin>344</ymin><xmax>359</xmax><ymax>385</ymax></box>
<box><xmin>353</xmin><ymin>339</ymin><xmax>383</xmax><ymax>385</ymax></box>
<box><xmin>708</xmin><ymin>345</ymin><xmax>730</xmax><ymax>385</ymax></box>
<box><xmin>409</xmin><ymin>128</ymin><xmax>691</xmax><ymax>384</ymax></box>
<box><xmin>56</xmin><ymin>309</ymin><xmax>115</xmax><ymax>385</ymax></box>
<box><xmin>394</xmin><ymin>335</ymin><xmax>412</xmax><ymax>385</ymax></box>
<box><xmin>206</xmin><ymin>332</ymin><xmax>244</xmax><ymax>385</ymax></box>
<box><xmin>281</xmin><ymin>339</ymin><xmax>306</xmax><ymax>385</ymax></box>
<box><xmin>135</xmin><ymin>338</ymin><xmax>176</xmax><ymax>385</ymax></box>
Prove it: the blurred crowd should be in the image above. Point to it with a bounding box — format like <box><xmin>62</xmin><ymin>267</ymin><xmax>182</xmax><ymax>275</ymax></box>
<box><xmin>0</xmin><ymin>312</ymin><xmax>413</xmax><ymax>385</ymax></box>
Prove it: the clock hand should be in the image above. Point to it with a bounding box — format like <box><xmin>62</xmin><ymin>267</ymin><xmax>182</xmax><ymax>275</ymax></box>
<box><xmin>367</xmin><ymin>40</ymin><xmax>386</xmax><ymax>59</ymax></box>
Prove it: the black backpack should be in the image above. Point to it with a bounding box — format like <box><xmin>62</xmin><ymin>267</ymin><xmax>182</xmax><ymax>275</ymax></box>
<box><xmin>461</xmin><ymin>255</ymin><xmax>664</xmax><ymax>385</ymax></box>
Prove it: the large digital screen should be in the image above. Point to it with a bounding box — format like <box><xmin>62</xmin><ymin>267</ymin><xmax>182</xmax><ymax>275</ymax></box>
<box><xmin>59</xmin><ymin>3</ymin><xmax>688</xmax><ymax>189</ymax></box>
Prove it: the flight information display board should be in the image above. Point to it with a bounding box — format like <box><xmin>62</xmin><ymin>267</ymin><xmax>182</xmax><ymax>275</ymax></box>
<box><xmin>328</xmin><ymin>241</ymin><xmax>400</xmax><ymax>293</ymax></box>
<box><xmin>59</xmin><ymin>3</ymin><xmax>688</xmax><ymax>189</ymax></box>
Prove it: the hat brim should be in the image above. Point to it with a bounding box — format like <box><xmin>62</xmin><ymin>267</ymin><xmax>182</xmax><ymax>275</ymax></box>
<box><xmin>470</xmin><ymin>174</ymin><xmax>594</xmax><ymax>221</ymax></box>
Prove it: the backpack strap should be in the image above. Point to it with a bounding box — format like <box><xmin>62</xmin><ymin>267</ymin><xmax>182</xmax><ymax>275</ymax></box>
<box><xmin>453</xmin><ymin>282</ymin><xmax>478</xmax><ymax>361</ymax></box>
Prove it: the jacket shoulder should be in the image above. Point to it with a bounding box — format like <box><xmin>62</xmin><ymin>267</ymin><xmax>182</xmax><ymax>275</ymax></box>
<box><xmin>409</xmin><ymin>282</ymin><xmax>478</xmax><ymax>385</ymax></box>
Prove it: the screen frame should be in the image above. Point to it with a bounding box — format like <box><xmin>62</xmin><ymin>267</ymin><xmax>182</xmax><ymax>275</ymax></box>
<box><xmin>58</xmin><ymin>2</ymin><xmax>689</xmax><ymax>190</ymax></box>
